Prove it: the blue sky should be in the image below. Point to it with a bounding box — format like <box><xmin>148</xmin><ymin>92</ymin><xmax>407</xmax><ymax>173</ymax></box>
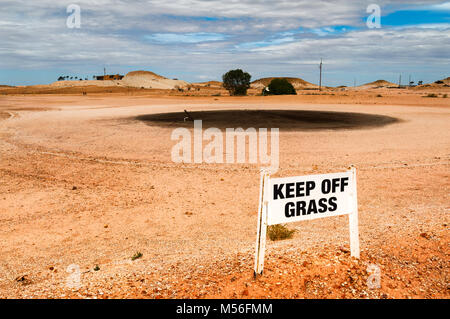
<box><xmin>0</xmin><ymin>0</ymin><xmax>449</xmax><ymax>86</ymax></box>
<box><xmin>383</xmin><ymin>9</ymin><xmax>450</xmax><ymax>26</ymax></box>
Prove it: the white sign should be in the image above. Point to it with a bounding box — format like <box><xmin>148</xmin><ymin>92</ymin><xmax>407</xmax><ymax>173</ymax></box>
<box><xmin>254</xmin><ymin>168</ymin><xmax>360</xmax><ymax>276</ymax></box>
<box><xmin>268</xmin><ymin>171</ymin><xmax>353</xmax><ymax>225</ymax></box>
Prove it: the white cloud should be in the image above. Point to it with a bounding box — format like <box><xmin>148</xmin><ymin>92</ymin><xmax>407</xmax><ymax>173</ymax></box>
<box><xmin>407</xmin><ymin>1</ymin><xmax>450</xmax><ymax>11</ymax></box>
<box><xmin>145</xmin><ymin>32</ymin><xmax>228</xmax><ymax>43</ymax></box>
<box><xmin>431</xmin><ymin>2</ymin><xmax>450</xmax><ymax>10</ymax></box>
<box><xmin>0</xmin><ymin>0</ymin><xmax>448</xmax><ymax>85</ymax></box>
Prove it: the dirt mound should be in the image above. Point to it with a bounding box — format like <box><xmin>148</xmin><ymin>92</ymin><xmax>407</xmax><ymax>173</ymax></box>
<box><xmin>251</xmin><ymin>77</ymin><xmax>318</xmax><ymax>89</ymax></box>
<box><xmin>417</xmin><ymin>77</ymin><xmax>450</xmax><ymax>88</ymax></box>
<box><xmin>359</xmin><ymin>80</ymin><xmax>397</xmax><ymax>88</ymax></box>
<box><xmin>193</xmin><ymin>81</ymin><xmax>223</xmax><ymax>88</ymax></box>
<box><xmin>47</xmin><ymin>70</ymin><xmax>190</xmax><ymax>90</ymax></box>
<box><xmin>125</xmin><ymin>70</ymin><xmax>166</xmax><ymax>79</ymax></box>
<box><xmin>434</xmin><ymin>77</ymin><xmax>450</xmax><ymax>85</ymax></box>
<box><xmin>122</xmin><ymin>70</ymin><xmax>189</xmax><ymax>89</ymax></box>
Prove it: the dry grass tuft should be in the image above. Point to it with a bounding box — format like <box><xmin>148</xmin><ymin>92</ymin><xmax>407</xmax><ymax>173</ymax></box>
<box><xmin>267</xmin><ymin>224</ymin><xmax>296</xmax><ymax>241</ymax></box>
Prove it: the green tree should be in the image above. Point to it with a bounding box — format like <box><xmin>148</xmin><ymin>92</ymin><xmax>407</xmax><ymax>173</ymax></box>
<box><xmin>222</xmin><ymin>69</ymin><xmax>251</xmax><ymax>96</ymax></box>
<box><xmin>264</xmin><ymin>78</ymin><xmax>297</xmax><ymax>95</ymax></box>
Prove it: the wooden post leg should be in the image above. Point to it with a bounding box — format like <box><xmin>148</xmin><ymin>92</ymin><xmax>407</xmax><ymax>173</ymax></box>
<box><xmin>349</xmin><ymin>167</ymin><xmax>360</xmax><ymax>258</ymax></box>
<box><xmin>254</xmin><ymin>170</ymin><xmax>269</xmax><ymax>276</ymax></box>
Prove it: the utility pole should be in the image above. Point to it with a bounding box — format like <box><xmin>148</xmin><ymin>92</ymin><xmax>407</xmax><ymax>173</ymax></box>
<box><xmin>399</xmin><ymin>74</ymin><xmax>402</xmax><ymax>88</ymax></box>
<box><xmin>319</xmin><ymin>58</ymin><xmax>323</xmax><ymax>91</ymax></box>
<box><xmin>104</xmin><ymin>67</ymin><xmax>106</xmax><ymax>76</ymax></box>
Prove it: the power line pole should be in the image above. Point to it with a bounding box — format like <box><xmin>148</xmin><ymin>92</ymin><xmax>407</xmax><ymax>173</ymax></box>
<box><xmin>319</xmin><ymin>58</ymin><xmax>323</xmax><ymax>91</ymax></box>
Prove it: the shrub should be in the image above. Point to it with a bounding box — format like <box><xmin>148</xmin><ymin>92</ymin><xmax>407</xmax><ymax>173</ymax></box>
<box><xmin>424</xmin><ymin>93</ymin><xmax>438</xmax><ymax>98</ymax></box>
<box><xmin>267</xmin><ymin>224</ymin><xmax>296</xmax><ymax>241</ymax></box>
<box><xmin>222</xmin><ymin>69</ymin><xmax>251</xmax><ymax>96</ymax></box>
<box><xmin>264</xmin><ymin>78</ymin><xmax>297</xmax><ymax>95</ymax></box>
<box><xmin>131</xmin><ymin>251</ymin><xmax>143</xmax><ymax>260</ymax></box>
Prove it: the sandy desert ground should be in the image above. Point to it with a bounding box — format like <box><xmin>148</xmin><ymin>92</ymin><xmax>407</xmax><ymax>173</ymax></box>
<box><xmin>0</xmin><ymin>88</ymin><xmax>449</xmax><ymax>299</ymax></box>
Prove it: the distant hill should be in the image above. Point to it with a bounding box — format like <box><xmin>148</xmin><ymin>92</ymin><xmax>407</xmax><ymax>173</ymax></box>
<box><xmin>435</xmin><ymin>77</ymin><xmax>450</xmax><ymax>84</ymax></box>
<box><xmin>359</xmin><ymin>80</ymin><xmax>397</xmax><ymax>88</ymax></box>
<box><xmin>251</xmin><ymin>77</ymin><xmax>318</xmax><ymax>89</ymax></box>
<box><xmin>122</xmin><ymin>70</ymin><xmax>189</xmax><ymax>89</ymax></box>
<box><xmin>193</xmin><ymin>81</ymin><xmax>223</xmax><ymax>88</ymax></box>
<box><xmin>124</xmin><ymin>70</ymin><xmax>167</xmax><ymax>80</ymax></box>
<box><xmin>49</xmin><ymin>70</ymin><xmax>190</xmax><ymax>90</ymax></box>
<box><xmin>418</xmin><ymin>76</ymin><xmax>450</xmax><ymax>88</ymax></box>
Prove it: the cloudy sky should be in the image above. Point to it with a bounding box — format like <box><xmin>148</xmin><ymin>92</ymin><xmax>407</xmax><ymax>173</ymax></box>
<box><xmin>0</xmin><ymin>0</ymin><xmax>449</xmax><ymax>86</ymax></box>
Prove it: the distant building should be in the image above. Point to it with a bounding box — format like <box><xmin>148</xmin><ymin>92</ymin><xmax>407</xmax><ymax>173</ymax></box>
<box><xmin>94</xmin><ymin>74</ymin><xmax>124</xmax><ymax>81</ymax></box>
